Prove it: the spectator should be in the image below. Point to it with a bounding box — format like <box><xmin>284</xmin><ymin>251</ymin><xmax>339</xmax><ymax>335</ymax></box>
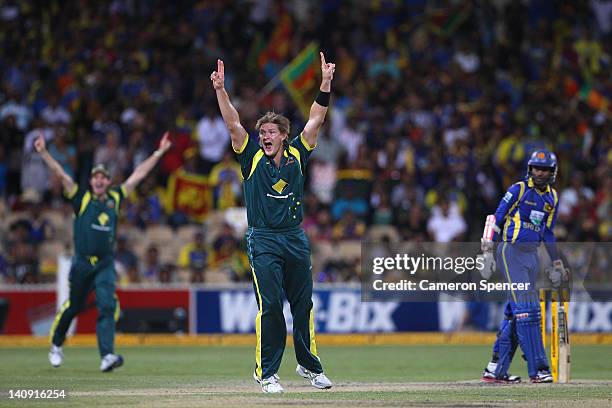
<box><xmin>309</xmin><ymin>122</ymin><xmax>344</xmax><ymax>204</ymax></box>
<box><xmin>40</xmin><ymin>94</ymin><xmax>71</xmax><ymax>125</ymax></box>
<box><xmin>209</xmin><ymin>151</ymin><xmax>242</xmax><ymax>209</ymax></box>
<box><xmin>336</xmin><ymin>113</ymin><xmax>364</xmax><ymax>163</ymax></box>
<box><xmin>0</xmin><ymin>89</ymin><xmax>31</xmax><ymax>131</ymax></box>
<box><xmin>141</xmin><ymin>245</ymin><xmax>162</xmax><ymax>283</ymax></box>
<box><xmin>177</xmin><ymin>231</ymin><xmax>208</xmax><ymax>283</ymax></box>
<box><xmin>333</xmin><ymin>211</ymin><xmax>366</xmax><ymax>240</ymax></box>
<box><xmin>28</xmin><ymin>201</ymin><xmax>54</xmax><ymax>245</ymax></box>
<box><xmin>0</xmin><ymin>251</ymin><xmax>8</xmax><ymax>283</ymax></box>
<box><xmin>47</xmin><ymin>130</ymin><xmax>76</xmax><ymax>179</ymax></box>
<box><xmin>304</xmin><ymin>205</ymin><xmax>334</xmax><ymax>243</ymax></box>
<box><xmin>115</xmin><ymin>236</ymin><xmax>139</xmax><ymax>282</ymax></box>
<box><xmin>126</xmin><ymin>177</ymin><xmax>164</xmax><ymax>229</ymax></box>
<box><xmin>310</xmin><ymin>121</ymin><xmax>345</xmax><ymax>165</ymax></box>
<box><xmin>5</xmin><ymin>219</ymin><xmax>39</xmax><ymax>283</ymax></box>
<box><xmin>559</xmin><ymin>173</ymin><xmax>595</xmax><ymax>218</ymax></box>
<box><xmin>74</xmin><ymin>125</ymin><xmax>95</xmax><ymax>186</ymax></box>
<box><xmin>210</xmin><ymin>223</ymin><xmax>239</xmax><ymax>267</ymax></box>
<box><xmin>331</xmin><ymin>187</ymin><xmax>369</xmax><ymax>221</ymax></box>
<box><xmin>195</xmin><ymin>106</ymin><xmax>230</xmax><ymax>174</ymax></box>
<box><xmin>158</xmin><ymin>263</ymin><xmax>175</xmax><ymax>284</ymax></box>
<box><xmin>0</xmin><ymin>1</ymin><xmax>609</xmax><ymax>284</ymax></box>
<box><xmin>371</xmin><ymin>191</ymin><xmax>393</xmax><ymax>225</ymax></box>
<box><xmin>21</xmin><ymin>122</ymin><xmax>53</xmax><ymax>195</ymax></box>
<box><xmin>0</xmin><ymin>144</ymin><xmax>7</xmax><ymax>196</ymax></box>
<box><xmin>399</xmin><ymin>205</ymin><xmax>429</xmax><ymax>242</ymax></box>
<box><xmin>427</xmin><ymin>198</ymin><xmax>467</xmax><ymax>242</ymax></box>
<box><xmin>93</xmin><ymin>133</ymin><xmax>128</xmax><ymax>182</ymax></box>
<box><xmin>215</xmin><ymin>240</ymin><xmax>250</xmax><ymax>282</ymax></box>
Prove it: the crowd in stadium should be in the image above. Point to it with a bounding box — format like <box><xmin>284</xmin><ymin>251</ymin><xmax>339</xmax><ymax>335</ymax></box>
<box><xmin>0</xmin><ymin>0</ymin><xmax>610</xmax><ymax>284</ymax></box>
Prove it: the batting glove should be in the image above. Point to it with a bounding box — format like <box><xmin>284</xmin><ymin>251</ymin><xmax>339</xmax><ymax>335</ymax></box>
<box><xmin>479</xmin><ymin>251</ymin><xmax>496</xmax><ymax>280</ymax></box>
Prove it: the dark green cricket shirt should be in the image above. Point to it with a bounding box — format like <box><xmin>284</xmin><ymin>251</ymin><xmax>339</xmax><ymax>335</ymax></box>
<box><xmin>234</xmin><ymin>133</ymin><xmax>314</xmax><ymax>229</ymax></box>
<box><xmin>65</xmin><ymin>185</ymin><xmax>126</xmax><ymax>257</ymax></box>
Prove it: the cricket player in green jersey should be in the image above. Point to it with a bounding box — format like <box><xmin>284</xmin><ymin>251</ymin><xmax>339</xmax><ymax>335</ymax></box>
<box><xmin>211</xmin><ymin>53</ymin><xmax>335</xmax><ymax>393</ymax></box>
<box><xmin>36</xmin><ymin>132</ymin><xmax>172</xmax><ymax>372</ymax></box>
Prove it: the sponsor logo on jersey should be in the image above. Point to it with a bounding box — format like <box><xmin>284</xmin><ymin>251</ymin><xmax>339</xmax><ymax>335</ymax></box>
<box><xmin>522</xmin><ymin>221</ymin><xmax>541</xmax><ymax>232</ymax></box>
<box><xmin>525</xmin><ymin>200</ymin><xmax>537</xmax><ymax>206</ymax></box>
<box><xmin>529</xmin><ymin>210</ymin><xmax>545</xmax><ymax>226</ymax></box>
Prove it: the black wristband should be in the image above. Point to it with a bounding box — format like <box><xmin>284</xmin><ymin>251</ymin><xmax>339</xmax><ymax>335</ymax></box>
<box><xmin>315</xmin><ymin>90</ymin><xmax>330</xmax><ymax>107</ymax></box>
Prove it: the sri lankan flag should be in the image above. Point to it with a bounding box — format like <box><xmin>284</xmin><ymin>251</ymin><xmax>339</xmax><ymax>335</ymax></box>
<box><xmin>166</xmin><ymin>169</ymin><xmax>213</xmax><ymax>222</ymax></box>
<box><xmin>280</xmin><ymin>42</ymin><xmax>319</xmax><ymax>119</ymax></box>
<box><xmin>258</xmin><ymin>12</ymin><xmax>292</xmax><ymax>70</ymax></box>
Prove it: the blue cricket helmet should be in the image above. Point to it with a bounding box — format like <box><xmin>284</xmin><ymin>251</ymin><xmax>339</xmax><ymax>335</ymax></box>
<box><xmin>526</xmin><ymin>149</ymin><xmax>557</xmax><ymax>186</ymax></box>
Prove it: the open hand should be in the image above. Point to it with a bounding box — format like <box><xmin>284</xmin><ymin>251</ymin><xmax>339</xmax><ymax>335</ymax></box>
<box><xmin>210</xmin><ymin>59</ymin><xmax>225</xmax><ymax>90</ymax></box>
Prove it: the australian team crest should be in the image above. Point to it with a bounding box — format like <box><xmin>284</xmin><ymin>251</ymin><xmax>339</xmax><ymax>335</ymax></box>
<box><xmin>272</xmin><ymin>179</ymin><xmax>288</xmax><ymax>194</ymax></box>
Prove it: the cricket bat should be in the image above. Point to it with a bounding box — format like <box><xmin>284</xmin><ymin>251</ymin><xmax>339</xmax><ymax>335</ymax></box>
<box><xmin>558</xmin><ymin>289</ymin><xmax>571</xmax><ymax>383</ymax></box>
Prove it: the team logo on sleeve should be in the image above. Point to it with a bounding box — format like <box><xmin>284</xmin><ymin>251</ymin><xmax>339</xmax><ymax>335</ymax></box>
<box><xmin>544</xmin><ymin>203</ymin><xmax>553</xmax><ymax>212</ymax></box>
<box><xmin>272</xmin><ymin>179</ymin><xmax>288</xmax><ymax>194</ymax></box>
<box><xmin>503</xmin><ymin>192</ymin><xmax>513</xmax><ymax>203</ymax></box>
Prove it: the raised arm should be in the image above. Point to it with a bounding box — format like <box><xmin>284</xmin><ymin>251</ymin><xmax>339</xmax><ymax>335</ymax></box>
<box><xmin>34</xmin><ymin>133</ymin><xmax>76</xmax><ymax>194</ymax></box>
<box><xmin>211</xmin><ymin>59</ymin><xmax>248</xmax><ymax>152</ymax></box>
<box><xmin>302</xmin><ymin>52</ymin><xmax>336</xmax><ymax>149</ymax></box>
<box><xmin>122</xmin><ymin>132</ymin><xmax>172</xmax><ymax>196</ymax></box>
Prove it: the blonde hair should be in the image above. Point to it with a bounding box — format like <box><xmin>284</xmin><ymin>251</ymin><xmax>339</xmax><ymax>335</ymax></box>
<box><xmin>255</xmin><ymin>112</ymin><xmax>291</xmax><ymax>136</ymax></box>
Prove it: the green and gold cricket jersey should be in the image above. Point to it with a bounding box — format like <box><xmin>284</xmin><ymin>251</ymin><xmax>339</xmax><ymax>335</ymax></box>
<box><xmin>234</xmin><ymin>133</ymin><xmax>314</xmax><ymax>229</ymax></box>
<box><xmin>65</xmin><ymin>185</ymin><xmax>126</xmax><ymax>257</ymax></box>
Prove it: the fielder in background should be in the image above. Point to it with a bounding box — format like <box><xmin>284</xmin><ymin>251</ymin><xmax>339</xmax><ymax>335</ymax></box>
<box><xmin>37</xmin><ymin>133</ymin><xmax>172</xmax><ymax>372</ymax></box>
<box><xmin>480</xmin><ymin>150</ymin><xmax>568</xmax><ymax>383</ymax></box>
<box><xmin>211</xmin><ymin>53</ymin><xmax>335</xmax><ymax>393</ymax></box>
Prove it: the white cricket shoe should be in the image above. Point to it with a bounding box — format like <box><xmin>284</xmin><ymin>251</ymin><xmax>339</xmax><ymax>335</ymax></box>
<box><xmin>253</xmin><ymin>370</ymin><xmax>279</xmax><ymax>384</ymax></box>
<box><xmin>296</xmin><ymin>364</ymin><xmax>333</xmax><ymax>389</ymax></box>
<box><xmin>48</xmin><ymin>345</ymin><xmax>63</xmax><ymax>368</ymax></box>
<box><xmin>261</xmin><ymin>375</ymin><xmax>284</xmax><ymax>393</ymax></box>
<box><xmin>100</xmin><ymin>354</ymin><xmax>124</xmax><ymax>372</ymax></box>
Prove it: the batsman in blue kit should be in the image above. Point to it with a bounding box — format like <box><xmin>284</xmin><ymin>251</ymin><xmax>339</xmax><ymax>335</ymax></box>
<box><xmin>211</xmin><ymin>53</ymin><xmax>335</xmax><ymax>393</ymax></box>
<box><xmin>480</xmin><ymin>150</ymin><xmax>568</xmax><ymax>383</ymax></box>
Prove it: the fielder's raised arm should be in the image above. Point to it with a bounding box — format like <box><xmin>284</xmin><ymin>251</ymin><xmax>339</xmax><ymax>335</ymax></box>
<box><xmin>211</xmin><ymin>59</ymin><xmax>248</xmax><ymax>152</ymax></box>
<box><xmin>122</xmin><ymin>132</ymin><xmax>172</xmax><ymax>196</ymax></box>
<box><xmin>301</xmin><ymin>52</ymin><xmax>335</xmax><ymax>149</ymax></box>
<box><xmin>34</xmin><ymin>133</ymin><xmax>76</xmax><ymax>195</ymax></box>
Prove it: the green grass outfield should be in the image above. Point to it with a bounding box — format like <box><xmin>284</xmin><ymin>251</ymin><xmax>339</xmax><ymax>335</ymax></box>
<box><xmin>0</xmin><ymin>345</ymin><xmax>611</xmax><ymax>407</ymax></box>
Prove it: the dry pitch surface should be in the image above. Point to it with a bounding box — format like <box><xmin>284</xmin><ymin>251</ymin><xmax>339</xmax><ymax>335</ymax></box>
<box><xmin>0</xmin><ymin>345</ymin><xmax>610</xmax><ymax>407</ymax></box>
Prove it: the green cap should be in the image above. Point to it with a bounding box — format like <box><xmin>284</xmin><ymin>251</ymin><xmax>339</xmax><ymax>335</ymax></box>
<box><xmin>91</xmin><ymin>164</ymin><xmax>111</xmax><ymax>178</ymax></box>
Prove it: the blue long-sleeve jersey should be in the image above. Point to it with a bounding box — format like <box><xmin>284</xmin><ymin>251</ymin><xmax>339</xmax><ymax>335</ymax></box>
<box><xmin>494</xmin><ymin>177</ymin><xmax>560</xmax><ymax>259</ymax></box>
